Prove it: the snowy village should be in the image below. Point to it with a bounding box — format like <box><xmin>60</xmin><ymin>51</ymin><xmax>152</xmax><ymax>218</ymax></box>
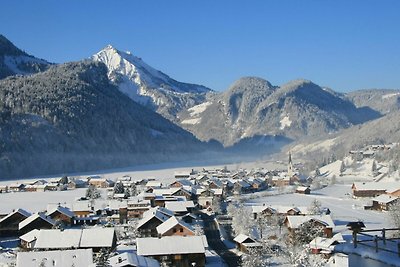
<box><xmin>0</xmin><ymin>143</ymin><xmax>398</xmax><ymax>267</ymax></box>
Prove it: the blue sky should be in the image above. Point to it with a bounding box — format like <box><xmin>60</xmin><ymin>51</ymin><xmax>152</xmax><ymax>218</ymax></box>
<box><xmin>1</xmin><ymin>1</ymin><xmax>400</xmax><ymax>92</ymax></box>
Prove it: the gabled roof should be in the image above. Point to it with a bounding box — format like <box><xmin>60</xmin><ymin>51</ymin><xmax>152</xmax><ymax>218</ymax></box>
<box><xmin>164</xmin><ymin>201</ymin><xmax>195</xmax><ymax>213</ymax></box>
<box><xmin>171</xmin><ymin>179</ymin><xmax>193</xmax><ymax>187</ymax></box>
<box><xmin>145</xmin><ymin>181</ymin><xmax>162</xmax><ymax>188</ymax></box>
<box><xmin>296</xmin><ymin>186</ymin><xmax>310</xmax><ymax>191</ymax></box>
<box><xmin>137</xmin><ymin>208</ymin><xmax>172</xmax><ymax>230</ymax></box>
<box><xmin>0</xmin><ymin>208</ymin><xmax>31</xmax><ymax>224</ymax></box>
<box><xmin>309</xmin><ymin>233</ymin><xmax>344</xmax><ymax>250</ymax></box>
<box><xmin>19</xmin><ymin>213</ymin><xmax>55</xmax><ymax>230</ymax></box>
<box><xmin>46</xmin><ymin>206</ymin><xmax>74</xmax><ymax>218</ymax></box>
<box><xmin>34</xmin><ymin>229</ymin><xmax>82</xmax><ymax>249</ymax></box>
<box><xmin>156</xmin><ymin>216</ymin><xmax>195</xmax><ymax>236</ymax></box>
<box><xmin>233</xmin><ymin>234</ymin><xmax>255</xmax><ymax>244</ymax></box>
<box><xmin>109</xmin><ymin>252</ymin><xmax>160</xmax><ymax>267</ymax></box>
<box><xmin>137</xmin><ymin>236</ymin><xmax>207</xmax><ymax>256</ymax></box>
<box><xmin>285</xmin><ymin>215</ymin><xmax>335</xmax><ymax>229</ymax></box>
<box><xmin>32</xmin><ymin>228</ymin><xmax>116</xmax><ymax>249</ymax></box>
<box><xmin>80</xmin><ymin>228</ymin><xmax>115</xmax><ymax>248</ymax></box>
<box><xmin>372</xmin><ymin>194</ymin><xmax>399</xmax><ymax>204</ymax></box>
<box><xmin>19</xmin><ymin>229</ymin><xmax>40</xmax><ymax>243</ymax></box>
<box><xmin>352</xmin><ymin>182</ymin><xmax>400</xmax><ymax>192</ymax></box>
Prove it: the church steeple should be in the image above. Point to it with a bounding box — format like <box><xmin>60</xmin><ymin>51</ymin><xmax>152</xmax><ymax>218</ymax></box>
<box><xmin>288</xmin><ymin>151</ymin><xmax>293</xmax><ymax>177</ymax></box>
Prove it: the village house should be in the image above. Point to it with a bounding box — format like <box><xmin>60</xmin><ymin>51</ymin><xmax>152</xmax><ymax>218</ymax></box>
<box><xmin>296</xmin><ymin>186</ymin><xmax>311</xmax><ymax>194</ymax></box>
<box><xmin>251</xmin><ymin>205</ymin><xmax>309</xmax><ymax>219</ymax></box>
<box><xmin>156</xmin><ymin>216</ymin><xmax>195</xmax><ymax>237</ymax></box>
<box><xmin>285</xmin><ymin>215</ymin><xmax>335</xmax><ymax>238</ymax></box>
<box><xmin>371</xmin><ymin>195</ymin><xmax>399</xmax><ymax>211</ymax></box>
<box><xmin>108</xmin><ymin>252</ymin><xmax>160</xmax><ymax>267</ymax></box>
<box><xmin>170</xmin><ymin>179</ymin><xmax>193</xmax><ymax>188</ymax></box>
<box><xmin>68</xmin><ymin>178</ymin><xmax>87</xmax><ymax>189</ymax></box>
<box><xmin>89</xmin><ymin>177</ymin><xmax>114</xmax><ymax>188</ymax></box>
<box><xmin>8</xmin><ymin>183</ymin><xmax>25</xmax><ymax>192</ymax></box>
<box><xmin>136</xmin><ymin>208</ymin><xmax>173</xmax><ymax>237</ymax></box>
<box><xmin>18</xmin><ymin>213</ymin><xmax>56</xmax><ymax>234</ymax></box>
<box><xmin>309</xmin><ymin>233</ymin><xmax>344</xmax><ymax>255</ymax></box>
<box><xmin>170</xmin><ymin>187</ymin><xmax>193</xmax><ymax>201</ymax></box>
<box><xmin>19</xmin><ymin>229</ymin><xmax>39</xmax><ymax>249</ymax></box>
<box><xmin>127</xmin><ymin>198</ymin><xmax>151</xmax><ymax>219</ymax></box>
<box><xmin>23</xmin><ymin>228</ymin><xmax>117</xmax><ymax>252</ymax></box>
<box><xmin>46</xmin><ymin>206</ymin><xmax>75</xmax><ymax>225</ymax></box>
<box><xmin>164</xmin><ymin>201</ymin><xmax>195</xmax><ymax>216</ymax></box>
<box><xmin>352</xmin><ymin>182</ymin><xmax>400</xmax><ymax>198</ymax></box>
<box><xmin>0</xmin><ymin>209</ymin><xmax>31</xmax><ymax>237</ymax></box>
<box><xmin>137</xmin><ymin>235</ymin><xmax>207</xmax><ymax>267</ymax></box>
<box><xmin>233</xmin><ymin>234</ymin><xmax>262</xmax><ymax>253</ymax></box>
<box><xmin>0</xmin><ymin>185</ymin><xmax>8</xmax><ymax>193</ymax></box>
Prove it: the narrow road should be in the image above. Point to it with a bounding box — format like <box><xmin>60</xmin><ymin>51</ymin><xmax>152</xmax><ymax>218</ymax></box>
<box><xmin>202</xmin><ymin>213</ymin><xmax>241</xmax><ymax>267</ymax></box>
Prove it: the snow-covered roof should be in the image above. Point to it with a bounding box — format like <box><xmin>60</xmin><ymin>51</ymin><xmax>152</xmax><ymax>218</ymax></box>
<box><xmin>233</xmin><ymin>234</ymin><xmax>255</xmax><ymax>244</ymax></box>
<box><xmin>109</xmin><ymin>252</ymin><xmax>160</xmax><ymax>267</ymax></box>
<box><xmin>309</xmin><ymin>233</ymin><xmax>345</xmax><ymax>250</ymax></box>
<box><xmin>17</xmin><ymin>249</ymin><xmax>93</xmax><ymax>267</ymax></box>
<box><xmin>137</xmin><ymin>236</ymin><xmax>207</xmax><ymax>256</ymax></box>
<box><xmin>20</xmin><ymin>229</ymin><xmax>40</xmax><ymax>243</ymax></box>
<box><xmin>164</xmin><ymin>201</ymin><xmax>195</xmax><ymax>213</ymax></box>
<box><xmin>171</xmin><ymin>179</ymin><xmax>193</xmax><ymax>187</ymax></box>
<box><xmin>33</xmin><ymin>228</ymin><xmax>115</xmax><ymax>249</ymax></box>
<box><xmin>372</xmin><ymin>194</ymin><xmax>399</xmax><ymax>204</ymax></box>
<box><xmin>46</xmin><ymin>206</ymin><xmax>74</xmax><ymax>218</ymax></box>
<box><xmin>80</xmin><ymin>228</ymin><xmax>115</xmax><ymax>248</ymax></box>
<box><xmin>296</xmin><ymin>186</ymin><xmax>310</xmax><ymax>191</ymax></box>
<box><xmin>0</xmin><ymin>208</ymin><xmax>31</xmax><ymax>224</ymax></box>
<box><xmin>137</xmin><ymin>209</ymin><xmax>171</xmax><ymax>230</ymax></box>
<box><xmin>34</xmin><ymin>229</ymin><xmax>82</xmax><ymax>249</ymax></box>
<box><xmin>145</xmin><ymin>181</ymin><xmax>162</xmax><ymax>188</ymax></box>
<box><xmin>151</xmin><ymin>188</ymin><xmax>181</xmax><ymax>196</ymax></box>
<box><xmin>19</xmin><ymin>213</ymin><xmax>55</xmax><ymax>230</ymax></box>
<box><xmin>251</xmin><ymin>205</ymin><xmax>308</xmax><ymax>215</ymax></box>
<box><xmin>286</xmin><ymin>215</ymin><xmax>335</xmax><ymax>229</ymax></box>
<box><xmin>70</xmin><ymin>201</ymin><xmax>92</xmax><ymax>212</ymax></box>
<box><xmin>156</xmin><ymin>216</ymin><xmax>194</xmax><ymax>235</ymax></box>
<box><xmin>353</xmin><ymin>182</ymin><xmax>400</xmax><ymax>192</ymax></box>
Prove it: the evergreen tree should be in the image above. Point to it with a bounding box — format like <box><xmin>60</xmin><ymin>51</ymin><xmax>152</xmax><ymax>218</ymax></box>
<box><xmin>113</xmin><ymin>182</ymin><xmax>124</xmax><ymax>194</ymax></box>
<box><xmin>339</xmin><ymin>161</ymin><xmax>346</xmax><ymax>176</ymax></box>
<box><xmin>86</xmin><ymin>185</ymin><xmax>101</xmax><ymax>200</ymax></box>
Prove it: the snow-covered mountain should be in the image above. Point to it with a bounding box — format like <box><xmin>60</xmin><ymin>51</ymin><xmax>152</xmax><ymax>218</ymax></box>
<box><xmin>0</xmin><ymin>34</ymin><xmax>50</xmax><ymax>79</ymax></box>
<box><xmin>177</xmin><ymin>77</ymin><xmax>381</xmax><ymax>146</ymax></box>
<box><xmin>92</xmin><ymin>45</ymin><xmax>213</xmax><ymax>121</ymax></box>
<box><xmin>346</xmin><ymin>89</ymin><xmax>400</xmax><ymax>115</ymax></box>
<box><xmin>0</xmin><ymin>60</ymin><xmax>218</xmax><ymax>179</ymax></box>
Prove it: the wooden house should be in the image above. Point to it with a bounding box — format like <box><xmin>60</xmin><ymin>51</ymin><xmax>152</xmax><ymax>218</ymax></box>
<box><xmin>19</xmin><ymin>213</ymin><xmax>56</xmax><ymax>234</ymax></box>
<box><xmin>46</xmin><ymin>206</ymin><xmax>74</xmax><ymax>225</ymax></box>
<box><xmin>0</xmin><ymin>209</ymin><xmax>31</xmax><ymax>237</ymax></box>
<box><xmin>233</xmin><ymin>234</ymin><xmax>262</xmax><ymax>253</ymax></box>
<box><xmin>296</xmin><ymin>186</ymin><xmax>311</xmax><ymax>194</ymax></box>
<box><xmin>371</xmin><ymin>195</ymin><xmax>399</xmax><ymax>211</ymax></box>
<box><xmin>137</xmin><ymin>236</ymin><xmax>207</xmax><ymax>267</ymax></box>
<box><xmin>285</xmin><ymin>215</ymin><xmax>335</xmax><ymax>238</ymax></box>
<box><xmin>136</xmin><ymin>208</ymin><xmax>172</xmax><ymax>237</ymax></box>
<box><xmin>156</xmin><ymin>216</ymin><xmax>195</xmax><ymax>237</ymax></box>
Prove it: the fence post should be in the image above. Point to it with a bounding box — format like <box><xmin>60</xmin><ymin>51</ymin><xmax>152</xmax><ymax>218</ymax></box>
<box><xmin>382</xmin><ymin>228</ymin><xmax>386</xmax><ymax>245</ymax></box>
<box><xmin>374</xmin><ymin>235</ymin><xmax>378</xmax><ymax>253</ymax></box>
<box><xmin>353</xmin><ymin>231</ymin><xmax>357</xmax><ymax>248</ymax></box>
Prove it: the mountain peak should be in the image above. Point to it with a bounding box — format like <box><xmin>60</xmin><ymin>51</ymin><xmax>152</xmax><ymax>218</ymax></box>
<box><xmin>0</xmin><ymin>34</ymin><xmax>26</xmax><ymax>56</ymax></box>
